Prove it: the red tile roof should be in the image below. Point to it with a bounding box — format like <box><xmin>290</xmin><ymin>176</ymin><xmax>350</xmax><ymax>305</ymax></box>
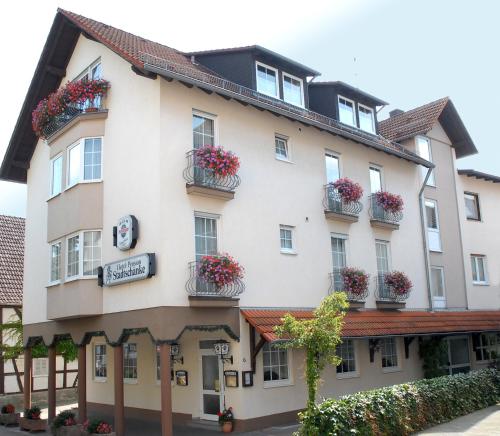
<box><xmin>0</xmin><ymin>215</ymin><xmax>24</xmax><ymax>306</ymax></box>
<box><xmin>379</xmin><ymin>97</ymin><xmax>450</xmax><ymax>142</ymax></box>
<box><xmin>241</xmin><ymin>309</ymin><xmax>500</xmax><ymax>342</ymax></box>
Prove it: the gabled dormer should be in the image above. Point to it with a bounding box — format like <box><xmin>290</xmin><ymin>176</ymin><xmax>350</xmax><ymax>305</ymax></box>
<box><xmin>308</xmin><ymin>81</ymin><xmax>388</xmax><ymax>135</ymax></box>
<box><xmin>187</xmin><ymin>45</ymin><xmax>320</xmax><ymax>108</ymax></box>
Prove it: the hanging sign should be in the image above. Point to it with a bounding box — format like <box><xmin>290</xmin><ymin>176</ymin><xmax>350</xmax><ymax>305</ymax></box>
<box><xmin>98</xmin><ymin>253</ymin><xmax>155</xmax><ymax>287</ymax></box>
<box><xmin>113</xmin><ymin>215</ymin><xmax>138</xmax><ymax>250</ymax></box>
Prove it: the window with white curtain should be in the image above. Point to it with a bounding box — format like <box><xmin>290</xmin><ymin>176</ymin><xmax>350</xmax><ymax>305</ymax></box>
<box><xmin>338</xmin><ymin>96</ymin><xmax>356</xmax><ymax>126</ymax></box>
<box><xmin>280</xmin><ymin>225</ymin><xmax>295</xmax><ymax>253</ymax></box>
<box><xmin>66</xmin><ymin>230</ymin><xmax>102</xmax><ymax>279</ymax></box>
<box><xmin>123</xmin><ymin>343</ymin><xmax>138</xmax><ymax>381</ymax></box>
<box><xmin>94</xmin><ymin>344</ymin><xmax>107</xmax><ymax>379</ymax></box>
<box><xmin>425</xmin><ymin>199</ymin><xmax>442</xmax><ymax>252</ymax></box>
<box><xmin>471</xmin><ymin>255</ymin><xmax>488</xmax><ymax>284</ymax></box>
<box><xmin>49</xmin><ymin>241</ymin><xmax>61</xmax><ymax>284</ymax></box>
<box><xmin>331</xmin><ymin>235</ymin><xmax>347</xmax><ymax>292</ymax></box>
<box><xmin>336</xmin><ymin>339</ymin><xmax>357</xmax><ymax>376</ymax></box>
<box><xmin>263</xmin><ymin>343</ymin><xmax>290</xmax><ymax>385</ymax></box>
<box><xmin>67</xmin><ymin>137</ymin><xmax>103</xmax><ymax>188</ymax></box>
<box><xmin>275</xmin><ymin>136</ymin><xmax>289</xmax><ymax>161</ymax></box>
<box><xmin>381</xmin><ymin>338</ymin><xmax>399</xmax><ymax>371</ymax></box>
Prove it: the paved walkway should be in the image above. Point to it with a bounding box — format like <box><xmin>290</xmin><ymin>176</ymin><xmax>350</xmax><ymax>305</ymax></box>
<box><xmin>418</xmin><ymin>404</ymin><xmax>500</xmax><ymax>435</ymax></box>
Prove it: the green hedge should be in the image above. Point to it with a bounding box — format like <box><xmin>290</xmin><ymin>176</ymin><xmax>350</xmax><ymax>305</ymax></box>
<box><xmin>299</xmin><ymin>369</ymin><xmax>500</xmax><ymax>435</ymax></box>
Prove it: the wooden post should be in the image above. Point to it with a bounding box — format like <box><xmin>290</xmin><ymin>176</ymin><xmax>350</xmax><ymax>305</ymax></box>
<box><xmin>23</xmin><ymin>347</ymin><xmax>32</xmax><ymax>410</ymax></box>
<box><xmin>113</xmin><ymin>345</ymin><xmax>124</xmax><ymax>436</ymax></box>
<box><xmin>160</xmin><ymin>344</ymin><xmax>173</xmax><ymax>436</ymax></box>
<box><xmin>48</xmin><ymin>346</ymin><xmax>56</xmax><ymax>421</ymax></box>
<box><xmin>78</xmin><ymin>346</ymin><xmax>87</xmax><ymax>423</ymax></box>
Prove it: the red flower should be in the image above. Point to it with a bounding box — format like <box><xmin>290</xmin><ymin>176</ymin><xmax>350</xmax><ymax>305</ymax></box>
<box><xmin>331</xmin><ymin>178</ymin><xmax>363</xmax><ymax>203</ymax></box>
<box><xmin>385</xmin><ymin>271</ymin><xmax>412</xmax><ymax>296</ymax></box>
<box><xmin>374</xmin><ymin>191</ymin><xmax>404</xmax><ymax>214</ymax></box>
<box><xmin>341</xmin><ymin>267</ymin><xmax>369</xmax><ymax>296</ymax></box>
<box><xmin>195</xmin><ymin>145</ymin><xmax>240</xmax><ymax>177</ymax></box>
<box><xmin>197</xmin><ymin>255</ymin><xmax>244</xmax><ymax>288</ymax></box>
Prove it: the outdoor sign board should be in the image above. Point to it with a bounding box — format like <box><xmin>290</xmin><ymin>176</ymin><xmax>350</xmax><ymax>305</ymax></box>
<box><xmin>113</xmin><ymin>215</ymin><xmax>138</xmax><ymax>250</ymax></box>
<box><xmin>98</xmin><ymin>253</ymin><xmax>155</xmax><ymax>287</ymax></box>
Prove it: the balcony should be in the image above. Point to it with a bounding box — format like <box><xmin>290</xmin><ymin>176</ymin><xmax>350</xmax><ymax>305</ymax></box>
<box><xmin>329</xmin><ymin>268</ymin><xmax>368</xmax><ymax>309</ymax></box>
<box><xmin>369</xmin><ymin>195</ymin><xmax>403</xmax><ymax>230</ymax></box>
<box><xmin>323</xmin><ymin>185</ymin><xmax>362</xmax><ymax>223</ymax></box>
<box><xmin>183</xmin><ymin>149</ymin><xmax>241</xmax><ymax>200</ymax></box>
<box><xmin>186</xmin><ymin>258</ymin><xmax>244</xmax><ymax>307</ymax></box>
<box><xmin>375</xmin><ymin>273</ymin><xmax>411</xmax><ymax>309</ymax></box>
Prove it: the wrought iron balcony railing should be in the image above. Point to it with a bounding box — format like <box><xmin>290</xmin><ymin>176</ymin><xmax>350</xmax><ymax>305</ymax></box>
<box><xmin>186</xmin><ymin>260</ymin><xmax>244</xmax><ymax>298</ymax></box>
<box><xmin>329</xmin><ymin>269</ymin><xmax>369</xmax><ymax>301</ymax></box>
<box><xmin>375</xmin><ymin>273</ymin><xmax>410</xmax><ymax>302</ymax></box>
<box><xmin>183</xmin><ymin>150</ymin><xmax>241</xmax><ymax>192</ymax></box>
<box><xmin>369</xmin><ymin>195</ymin><xmax>403</xmax><ymax>225</ymax></box>
<box><xmin>323</xmin><ymin>185</ymin><xmax>363</xmax><ymax>217</ymax></box>
<box><xmin>42</xmin><ymin>99</ymin><xmax>104</xmax><ymax>139</ymax></box>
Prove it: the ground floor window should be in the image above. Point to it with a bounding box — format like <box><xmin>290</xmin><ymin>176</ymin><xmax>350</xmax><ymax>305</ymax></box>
<box><xmin>475</xmin><ymin>333</ymin><xmax>500</xmax><ymax>361</ymax></box>
<box><xmin>123</xmin><ymin>343</ymin><xmax>138</xmax><ymax>381</ymax></box>
<box><xmin>33</xmin><ymin>358</ymin><xmax>48</xmax><ymax>377</ymax></box>
<box><xmin>263</xmin><ymin>343</ymin><xmax>289</xmax><ymax>385</ymax></box>
<box><xmin>381</xmin><ymin>337</ymin><xmax>399</xmax><ymax>371</ymax></box>
<box><xmin>94</xmin><ymin>344</ymin><xmax>107</xmax><ymax>380</ymax></box>
<box><xmin>336</xmin><ymin>339</ymin><xmax>357</xmax><ymax>376</ymax></box>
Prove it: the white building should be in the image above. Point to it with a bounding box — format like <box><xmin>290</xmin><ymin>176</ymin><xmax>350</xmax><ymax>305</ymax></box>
<box><xmin>1</xmin><ymin>9</ymin><xmax>500</xmax><ymax>435</ymax></box>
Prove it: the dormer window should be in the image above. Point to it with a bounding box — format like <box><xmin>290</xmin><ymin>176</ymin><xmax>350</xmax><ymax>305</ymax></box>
<box><xmin>283</xmin><ymin>73</ymin><xmax>304</xmax><ymax>107</ymax></box>
<box><xmin>358</xmin><ymin>104</ymin><xmax>375</xmax><ymax>133</ymax></box>
<box><xmin>338</xmin><ymin>96</ymin><xmax>356</xmax><ymax>127</ymax></box>
<box><xmin>256</xmin><ymin>62</ymin><xmax>278</xmax><ymax>98</ymax></box>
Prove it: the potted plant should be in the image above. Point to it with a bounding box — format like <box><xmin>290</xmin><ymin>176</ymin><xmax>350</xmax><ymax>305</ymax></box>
<box><xmin>374</xmin><ymin>191</ymin><xmax>404</xmax><ymax>214</ymax></box>
<box><xmin>0</xmin><ymin>403</ymin><xmax>19</xmax><ymax>426</ymax></box>
<box><xmin>194</xmin><ymin>145</ymin><xmax>240</xmax><ymax>177</ymax></box>
<box><xmin>385</xmin><ymin>271</ymin><xmax>412</xmax><ymax>298</ymax></box>
<box><xmin>341</xmin><ymin>267</ymin><xmax>369</xmax><ymax>299</ymax></box>
<box><xmin>84</xmin><ymin>419</ymin><xmax>115</xmax><ymax>435</ymax></box>
<box><xmin>197</xmin><ymin>255</ymin><xmax>244</xmax><ymax>289</ymax></box>
<box><xmin>19</xmin><ymin>405</ymin><xmax>47</xmax><ymax>432</ymax></box>
<box><xmin>217</xmin><ymin>407</ymin><xmax>234</xmax><ymax>433</ymax></box>
<box><xmin>331</xmin><ymin>178</ymin><xmax>363</xmax><ymax>203</ymax></box>
<box><xmin>52</xmin><ymin>410</ymin><xmax>82</xmax><ymax>436</ymax></box>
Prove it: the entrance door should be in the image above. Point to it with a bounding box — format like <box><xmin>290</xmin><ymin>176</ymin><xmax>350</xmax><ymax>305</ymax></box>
<box><xmin>200</xmin><ymin>349</ymin><xmax>223</xmax><ymax>420</ymax></box>
<box><xmin>445</xmin><ymin>336</ymin><xmax>471</xmax><ymax>375</ymax></box>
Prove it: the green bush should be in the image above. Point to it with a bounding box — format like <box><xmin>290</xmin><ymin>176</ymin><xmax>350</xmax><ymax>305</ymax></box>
<box><xmin>299</xmin><ymin>369</ymin><xmax>500</xmax><ymax>435</ymax></box>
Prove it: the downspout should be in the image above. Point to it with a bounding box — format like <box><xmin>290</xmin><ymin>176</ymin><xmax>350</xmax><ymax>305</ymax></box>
<box><xmin>419</xmin><ymin>165</ymin><xmax>434</xmax><ymax>311</ymax></box>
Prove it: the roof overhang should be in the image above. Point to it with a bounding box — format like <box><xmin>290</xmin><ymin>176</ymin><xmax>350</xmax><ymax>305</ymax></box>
<box><xmin>241</xmin><ymin>308</ymin><xmax>500</xmax><ymax>342</ymax></box>
<box><xmin>439</xmin><ymin>100</ymin><xmax>477</xmax><ymax>158</ymax></box>
<box><xmin>309</xmin><ymin>80</ymin><xmax>388</xmax><ymax>106</ymax></box>
<box><xmin>458</xmin><ymin>169</ymin><xmax>500</xmax><ymax>184</ymax></box>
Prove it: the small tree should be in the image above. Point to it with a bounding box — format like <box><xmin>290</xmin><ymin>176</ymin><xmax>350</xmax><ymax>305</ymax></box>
<box><xmin>275</xmin><ymin>293</ymin><xmax>348</xmax><ymax>414</ymax></box>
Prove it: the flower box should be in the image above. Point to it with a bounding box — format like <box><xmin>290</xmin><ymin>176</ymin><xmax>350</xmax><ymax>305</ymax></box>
<box><xmin>54</xmin><ymin>424</ymin><xmax>85</xmax><ymax>436</ymax></box>
<box><xmin>0</xmin><ymin>412</ymin><xmax>19</xmax><ymax>426</ymax></box>
<box><xmin>19</xmin><ymin>416</ymin><xmax>47</xmax><ymax>431</ymax></box>
<box><xmin>374</xmin><ymin>191</ymin><xmax>403</xmax><ymax>214</ymax></box>
<box><xmin>331</xmin><ymin>178</ymin><xmax>363</xmax><ymax>203</ymax></box>
<box><xmin>194</xmin><ymin>145</ymin><xmax>240</xmax><ymax>177</ymax></box>
<box><xmin>198</xmin><ymin>255</ymin><xmax>244</xmax><ymax>288</ymax></box>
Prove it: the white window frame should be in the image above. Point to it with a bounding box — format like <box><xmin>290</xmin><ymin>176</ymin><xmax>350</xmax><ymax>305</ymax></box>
<box><xmin>33</xmin><ymin>358</ymin><xmax>48</xmax><ymax>378</ymax></box>
<box><xmin>369</xmin><ymin>164</ymin><xmax>384</xmax><ymax>193</ymax></box>
<box><xmin>325</xmin><ymin>151</ymin><xmax>341</xmax><ymax>184</ymax></box>
<box><xmin>65</xmin><ymin>230</ymin><xmax>102</xmax><ymax>281</ymax></box>
<box><xmin>279</xmin><ymin>225</ymin><xmax>296</xmax><ymax>255</ymax></box>
<box><xmin>476</xmin><ymin>333</ymin><xmax>500</xmax><ymax>362</ymax></box>
<box><xmin>75</xmin><ymin>59</ymin><xmax>102</xmax><ymax>81</ymax></box>
<box><xmin>65</xmin><ymin>137</ymin><xmax>104</xmax><ymax>190</ymax></box>
<box><xmin>123</xmin><ymin>342</ymin><xmax>138</xmax><ymax>384</ymax></box>
<box><xmin>380</xmin><ymin>337</ymin><xmax>401</xmax><ymax>373</ymax></box>
<box><xmin>357</xmin><ymin>103</ymin><xmax>376</xmax><ymax>134</ymax></box>
<box><xmin>331</xmin><ymin>233</ymin><xmax>348</xmax><ymax>270</ymax></box>
<box><xmin>430</xmin><ymin>266</ymin><xmax>446</xmax><ymax>308</ymax></box>
<box><xmin>338</xmin><ymin>95</ymin><xmax>356</xmax><ymax>127</ymax></box>
<box><xmin>275</xmin><ymin>134</ymin><xmax>291</xmax><ymax>162</ymax></box>
<box><xmin>471</xmin><ymin>255</ymin><xmax>488</xmax><ymax>285</ymax></box>
<box><xmin>48</xmin><ymin>240</ymin><xmax>62</xmax><ymax>286</ymax></box>
<box><xmin>282</xmin><ymin>72</ymin><xmax>305</xmax><ymax>107</ymax></box>
<box><xmin>255</xmin><ymin>61</ymin><xmax>279</xmax><ymax>98</ymax></box>
<box><xmin>93</xmin><ymin>343</ymin><xmax>107</xmax><ymax>382</ymax></box>
<box><xmin>464</xmin><ymin>192</ymin><xmax>481</xmax><ymax>221</ymax></box>
<box><xmin>416</xmin><ymin>136</ymin><xmax>435</xmax><ymax>186</ymax></box>
<box><xmin>425</xmin><ymin>199</ymin><xmax>442</xmax><ymax>252</ymax></box>
<box><xmin>336</xmin><ymin>339</ymin><xmax>359</xmax><ymax>379</ymax></box>
<box><xmin>192</xmin><ymin>109</ymin><xmax>218</xmax><ymax>149</ymax></box>
<box><xmin>375</xmin><ymin>239</ymin><xmax>391</xmax><ymax>274</ymax></box>
<box><xmin>262</xmin><ymin>343</ymin><xmax>293</xmax><ymax>388</ymax></box>
<box><xmin>49</xmin><ymin>153</ymin><xmax>63</xmax><ymax>199</ymax></box>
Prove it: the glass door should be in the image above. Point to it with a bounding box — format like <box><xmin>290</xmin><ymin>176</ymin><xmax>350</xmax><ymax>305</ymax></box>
<box><xmin>200</xmin><ymin>349</ymin><xmax>223</xmax><ymax>421</ymax></box>
<box><xmin>445</xmin><ymin>336</ymin><xmax>471</xmax><ymax>375</ymax></box>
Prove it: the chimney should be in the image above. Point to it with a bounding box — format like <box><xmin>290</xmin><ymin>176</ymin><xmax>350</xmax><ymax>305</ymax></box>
<box><xmin>390</xmin><ymin>109</ymin><xmax>404</xmax><ymax>118</ymax></box>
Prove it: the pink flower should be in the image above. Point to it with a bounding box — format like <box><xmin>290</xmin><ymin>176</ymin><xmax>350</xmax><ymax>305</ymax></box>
<box><xmin>341</xmin><ymin>267</ymin><xmax>369</xmax><ymax>296</ymax></box>
<box><xmin>195</xmin><ymin>145</ymin><xmax>240</xmax><ymax>177</ymax></box>
<box><xmin>197</xmin><ymin>255</ymin><xmax>244</xmax><ymax>288</ymax></box>
<box><xmin>384</xmin><ymin>271</ymin><xmax>412</xmax><ymax>296</ymax></box>
<box><xmin>374</xmin><ymin>191</ymin><xmax>404</xmax><ymax>213</ymax></box>
<box><xmin>331</xmin><ymin>178</ymin><xmax>363</xmax><ymax>203</ymax></box>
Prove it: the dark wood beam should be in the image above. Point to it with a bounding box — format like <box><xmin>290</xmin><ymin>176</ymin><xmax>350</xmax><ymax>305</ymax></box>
<box><xmin>11</xmin><ymin>160</ymin><xmax>29</xmax><ymax>170</ymax></box>
<box><xmin>200</xmin><ymin>88</ymin><xmax>213</xmax><ymax>95</ymax></box>
<box><xmin>131</xmin><ymin>65</ymin><xmax>157</xmax><ymax>80</ymax></box>
<box><xmin>46</xmin><ymin>65</ymin><xmax>66</xmax><ymax>77</ymax></box>
<box><xmin>180</xmin><ymin>81</ymin><xmax>193</xmax><ymax>89</ymax></box>
<box><xmin>249</xmin><ymin>324</ymin><xmax>267</xmax><ymax>374</ymax></box>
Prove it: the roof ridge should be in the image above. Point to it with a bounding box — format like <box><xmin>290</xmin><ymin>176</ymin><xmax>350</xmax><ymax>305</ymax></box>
<box><xmin>380</xmin><ymin>96</ymin><xmax>449</xmax><ymax>122</ymax></box>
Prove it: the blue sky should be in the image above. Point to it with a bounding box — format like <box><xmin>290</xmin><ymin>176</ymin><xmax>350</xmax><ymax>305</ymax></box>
<box><xmin>1</xmin><ymin>0</ymin><xmax>498</xmax><ymax>217</ymax></box>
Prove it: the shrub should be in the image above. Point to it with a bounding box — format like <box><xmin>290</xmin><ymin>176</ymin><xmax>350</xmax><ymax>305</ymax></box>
<box><xmin>331</xmin><ymin>178</ymin><xmax>363</xmax><ymax>203</ymax></box>
<box><xmin>52</xmin><ymin>410</ymin><xmax>77</xmax><ymax>430</ymax></box>
<box><xmin>24</xmin><ymin>405</ymin><xmax>41</xmax><ymax>420</ymax></box>
<box><xmin>299</xmin><ymin>369</ymin><xmax>500</xmax><ymax>435</ymax></box>
<box><xmin>1</xmin><ymin>404</ymin><xmax>15</xmax><ymax>414</ymax></box>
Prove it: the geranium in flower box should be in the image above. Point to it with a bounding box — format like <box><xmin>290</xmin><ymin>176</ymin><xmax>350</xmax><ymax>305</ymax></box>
<box><xmin>341</xmin><ymin>267</ymin><xmax>369</xmax><ymax>298</ymax></box>
<box><xmin>374</xmin><ymin>191</ymin><xmax>404</xmax><ymax>214</ymax></box>
<box><xmin>0</xmin><ymin>403</ymin><xmax>19</xmax><ymax>426</ymax></box>
<box><xmin>197</xmin><ymin>255</ymin><xmax>244</xmax><ymax>289</ymax></box>
<box><xmin>19</xmin><ymin>406</ymin><xmax>47</xmax><ymax>432</ymax></box>
<box><xmin>84</xmin><ymin>419</ymin><xmax>115</xmax><ymax>435</ymax></box>
<box><xmin>52</xmin><ymin>410</ymin><xmax>83</xmax><ymax>436</ymax></box>
<box><xmin>194</xmin><ymin>145</ymin><xmax>240</xmax><ymax>177</ymax></box>
<box><xmin>384</xmin><ymin>271</ymin><xmax>412</xmax><ymax>297</ymax></box>
<box><xmin>331</xmin><ymin>178</ymin><xmax>363</xmax><ymax>203</ymax></box>
<box><xmin>218</xmin><ymin>407</ymin><xmax>234</xmax><ymax>433</ymax></box>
